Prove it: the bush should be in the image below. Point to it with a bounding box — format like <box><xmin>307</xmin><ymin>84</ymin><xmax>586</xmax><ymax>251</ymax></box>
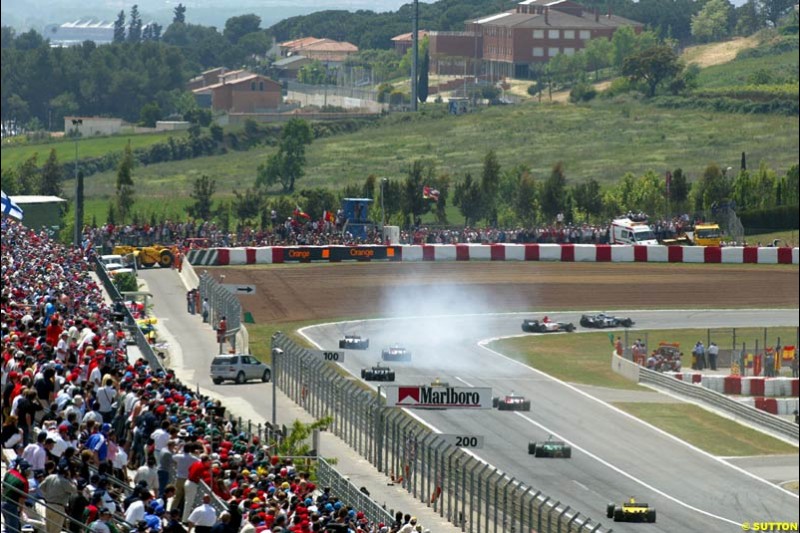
<box><xmin>569</xmin><ymin>83</ymin><xmax>597</xmax><ymax>103</ymax></box>
<box><xmin>739</xmin><ymin>204</ymin><xmax>799</xmax><ymax>232</ymax></box>
<box><xmin>113</xmin><ymin>272</ymin><xmax>138</xmax><ymax>293</ymax></box>
<box><xmin>651</xmin><ymin>95</ymin><xmax>798</xmax><ymax>115</ymax></box>
<box><xmin>601</xmin><ymin>77</ymin><xmax>636</xmax><ymax>98</ymax></box>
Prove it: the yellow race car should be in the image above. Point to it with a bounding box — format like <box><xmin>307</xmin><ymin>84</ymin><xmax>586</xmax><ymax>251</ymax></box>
<box><xmin>606</xmin><ymin>497</ymin><xmax>656</xmax><ymax>523</ymax></box>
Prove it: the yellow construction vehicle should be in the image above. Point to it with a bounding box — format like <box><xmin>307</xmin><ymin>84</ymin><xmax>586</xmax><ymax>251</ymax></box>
<box><xmin>691</xmin><ymin>223</ymin><xmax>722</xmax><ymax>247</ymax></box>
<box><xmin>112</xmin><ymin>245</ymin><xmax>175</xmax><ymax>268</ymax></box>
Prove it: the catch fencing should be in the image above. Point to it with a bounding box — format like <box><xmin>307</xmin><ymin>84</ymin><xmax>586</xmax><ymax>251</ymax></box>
<box><xmin>93</xmin><ymin>257</ymin><xmax>165</xmax><ymax>371</ymax></box>
<box><xmin>271</xmin><ymin>333</ymin><xmax>608</xmax><ymax>533</ymax></box>
<box><xmin>197</xmin><ymin>271</ymin><xmax>243</xmax><ymax>353</ymax></box>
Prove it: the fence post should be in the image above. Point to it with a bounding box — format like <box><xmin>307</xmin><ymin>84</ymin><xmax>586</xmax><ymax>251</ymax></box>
<box><xmin>536</xmin><ymin>496</ymin><xmax>550</xmax><ymax>533</ymax></box>
<box><xmin>546</xmin><ymin>501</ymin><xmax>560</xmax><ymax>533</ymax></box>
<box><xmin>556</xmin><ymin>505</ymin><xmax>570</xmax><ymax>533</ymax></box>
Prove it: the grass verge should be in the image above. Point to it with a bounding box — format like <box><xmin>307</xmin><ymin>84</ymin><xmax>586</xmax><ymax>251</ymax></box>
<box><xmin>614</xmin><ymin>402</ymin><xmax>797</xmax><ymax>455</ymax></box>
<box><xmin>492</xmin><ymin>327</ymin><xmax>798</xmax><ymax>390</ymax></box>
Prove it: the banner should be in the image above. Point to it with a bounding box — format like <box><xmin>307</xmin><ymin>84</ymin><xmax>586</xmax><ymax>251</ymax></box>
<box><xmin>385</xmin><ymin>385</ymin><xmax>492</xmax><ymax>409</ymax></box>
<box><xmin>1</xmin><ymin>190</ymin><xmax>24</xmax><ymax>221</ymax></box>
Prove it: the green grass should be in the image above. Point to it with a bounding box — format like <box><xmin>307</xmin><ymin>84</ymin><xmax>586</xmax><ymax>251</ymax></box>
<box><xmin>744</xmin><ymin>229</ymin><xmax>800</xmax><ymax>247</ymax></box>
<box><xmin>491</xmin><ymin>327</ymin><xmax>798</xmax><ymax>390</ymax></box>
<box><xmin>1</xmin><ymin>130</ymin><xmax>187</xmax><ymax>171</ymax></box>
<box><xmin>696</xmin><ymin>51</ymin><xmax>799</xmax><ymax>89</ymax></box>
<box><xmin>614</xmin><ymin>403</ymin><xmax>797</xmax><ymax>455</ymax></box>
<box><xmin>67</xmin><ymin>100</ymin><xmax>799</xmax><ymax>204</ymax></box>
<box><xmin>491</xmin><ymin>333</ymin><xmax>643</xmax><ymax>390</ymax></box>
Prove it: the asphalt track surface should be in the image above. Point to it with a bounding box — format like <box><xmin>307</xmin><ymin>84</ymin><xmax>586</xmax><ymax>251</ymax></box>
<box><xmin>144</xmin><ymin>262</ymin><xmax>800</xmax><ymax>533</ymax></box>
<box><xmin>300</xmin><ymin>311</ymin><xmax>800</xmax><ymax>533</ymax></box>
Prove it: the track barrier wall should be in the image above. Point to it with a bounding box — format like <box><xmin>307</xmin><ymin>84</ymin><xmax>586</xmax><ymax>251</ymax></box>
<box><xmin>187</xmin><ymin>244</ymin><xmax>800</xmax><ymax>266</ymax></box>
<box><xmin>271</xmin><ymin>333</ymin><xmax>610</xmax><ymax>533</ymax></box>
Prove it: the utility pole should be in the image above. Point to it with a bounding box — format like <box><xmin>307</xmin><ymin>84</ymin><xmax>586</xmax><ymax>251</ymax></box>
<box><xmin>411</xmin><ymin>0</ymin><xmax>419</xmax><ymax>111</ymax></box>
<box><xmin>72</xmin><ymin>118</ymin><xmax>83</xmax><ymax>248</ymax></box>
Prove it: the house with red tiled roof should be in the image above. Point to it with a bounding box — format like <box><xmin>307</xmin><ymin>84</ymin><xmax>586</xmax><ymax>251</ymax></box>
<box><xmin>279</xmin><ymin>37</ymin><xmax>359</xmax><ymax>65</ymax></box>
<box><xmin>429</xmin><ymin>0</ymin><xmax>643</xmax><ymax>78</ymax></box>
<box><xmin>192</xmin><ymin>73</ymin><xmax>282</xmax><ymax>113</ymax></box>
<box><xmin>390</xmin><ymin>30</ymin><xmax>429</xmax><ymax>55</ymax></box>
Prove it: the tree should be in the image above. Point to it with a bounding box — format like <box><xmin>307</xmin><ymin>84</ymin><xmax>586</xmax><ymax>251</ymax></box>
<box><xmin>40</xmin><ymin>149</ymin><xmax>62</xmax><ymax>196</ymax></box>
<box><xmin>583</xmin><ymin>37</ymin><xmax>613</xmax><ymax>81</ymax></box>
<box><xmin>128</xmin><ymin>5</ymin><xmax>143</xmax><ymax>43</ymax></box>
<box><xmin>611</xmin><ymin>26</ymin><xmax>637</xmax><ymax>71</ymax></box>
<box><xmin>6</xmin><ymin>94</ymin><xmax>29</xmax><ymax>130</ymax></box>
<box><xmin>173</xmin><ymin>3</ymin><xmax>186</xmax><ymax>24</ymax></box>
<box><xmin>572</xmin><ymin>178</ymin><xmax>603</xmax><ymax>221</ymax></box>
<box><xmin>480</xmin><ymin>150</ymin><xmax>501</xmax><ymax>225</ymax></box>
<box><xmin>299</xmin><ymin>187</ymin><xmax>337</xmax><ymax>220</ymax></box>
<box><xmin>232</xmin><ymin>187</ymin><xmax>265</xmax><ymax>227</ymax></box>
<box><xmin>223</xmin><ymin>14</ymin><xmax>262</xmax><ymax>44</ymax></box>
<box><xmin>113</xmin><ymin>10</ymin><xmax>126</xmax><ymax>43</ymax></box>
<box><xmin>691</xmin><ymin>0</ymin><xmax>732</xmax><ymax>42</ymax></box>
<box><xmin>540</xmin><ymin>162</ymin><xmax>568</xmax><ymax>221</ymax></box>
<box><xmin>49</xmin><ymin>92</ymin><xmax>79</xmax><ymax>129</ymax></box>
<box><xmin>622</xmin><ymin>45</ymin><xmax>681</xmax><ymax>97</ymax></box>
<box><xmin>186</xmin><ymin>174</ymin><xmax>216</xmax><ymax>220</ymax></box>
<box><xmin>1</xmin><ymin>168</ymin><xmax>20</xmax><ymax>196</ymax></box>
<box><xmin>692</xmin><ymin>163</ymin><xmax>731</xmax><ymax>212</ymax></box>
<box><xmin>735</xmin><ymin>0</ymin><xmax>763</xmax><ymax>35</ymax></box>
<box><xmin>116</xmin><ymin>141</ymin><xmax>135</xmax><ymax>222</ymax></box>
<box><xmin>139</xmin><ymin>102</ymin><xmax>161</xmax><ymax>127</ymax></box>
<box><xmin>513</xmin><ymin>173</ymin><xmax>539</xmax><ymax>226</ymax></box>
<box><xmin>256</xmin><ymin>119</ymin><xmax>313</xmax><ymax>193</ymax></box>
<box><xmin>402</xmin><ymin>159</ymin><xmax>434</xmax><ymax>225</ymax></box>
<box><xmin>17</xmin><ymin>154</ymin><xmax>39</xmax><ymax>195</ymax></box>
<box><xmin>759</xmin><ymin>0</ymin><xmax>795</xmax><ymax>26</ymax></box>
<box><xmin>417</xmin><ymin>50</ymin><xmax>429</xmax><ymax>103</ymax></box>
<box><xmin>453</xmin><ymin>173</ymin><xmax>483</xmax><ymax>227</ymax></box>
<box><xmin>669</xmin><ymin>168</ymin><xmax>690</xmax><ymax>205</ymax></box>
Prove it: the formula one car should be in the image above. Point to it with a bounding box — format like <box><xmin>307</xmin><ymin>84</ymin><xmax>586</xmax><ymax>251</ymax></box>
<box><xmin>381</xmin><ymin>344</ymin><xmax>411</xmax><ymax>362</ymax></box>
<box><xmin>521</xmin><ymin>318</ymin><xmax>575</xmax><ymax>333</ymax></box>
<box><xmin>528</xmin><ymin>436</ymin><xmax>572</xmax><ymax>458</ymax></box>
<box><xmin>580</xmin><ymin>313</ymin><xmax>634</xmax><ymax>329</ymax></box>
<box><xmin>360</xmin><ymin>363</ymin><xmax>395</xmax><ymax>382</ymax></box>
<box><xmin>492</xmin><ymin>392</ymin><xmax>531</xmax><ymax>411</ymax></box>
<box><xmin>339</xmin><ymin>335</ymin><xmax>370</xmax><ymax>350</ymax></box>
<box><xmin>606</xmin><ymin>498</ymin><xmax>656</xmax><ymax>523</ymax></box>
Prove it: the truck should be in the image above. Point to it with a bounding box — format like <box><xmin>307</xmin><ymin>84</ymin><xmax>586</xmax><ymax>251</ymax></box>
<box><xmin>609</xmin><ymin>218</ymin><xmax>659</xmax><ymax>246</ymax></box>
<box><xmin>661</xmin><ymin>222</ymin><xmax>723</xmax><ymax>247</ymax></box>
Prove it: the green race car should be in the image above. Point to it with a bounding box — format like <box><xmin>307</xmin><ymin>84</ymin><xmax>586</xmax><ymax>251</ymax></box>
<box><xmin>606</xmin><ymin>498</ymin><xmax>657</xmax><ymax>523</ymax></box>
<box><xmin>528</xmin><ymin>436</ymin><xmax>572</xmax><ymax>458</ymax></box>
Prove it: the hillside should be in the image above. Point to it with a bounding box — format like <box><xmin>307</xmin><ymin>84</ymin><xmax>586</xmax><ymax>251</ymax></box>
<box><xmin>73</xmin><ymin>99</ymin><xmax>798</xmax><ymax>202</ymax></box>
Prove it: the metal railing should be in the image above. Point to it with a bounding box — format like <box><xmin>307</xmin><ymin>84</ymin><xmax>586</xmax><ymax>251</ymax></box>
<box><xmin>638</xmin><ymin>366</ymin><xmax>800</xmax><ymax>441</ymax></box>
<box><xmin>1</xmin><ymin>479</ymin><xmax>131</xmax><ymax>533</ymax></box>
<box><xmin>271</xmin><ymin>333</ymin><xmax>608</xmax><ymax>533</ymax></box>
<box><xmin>198</xmin><ymin>271</ymin><xmax>242</xmax><ymax>353</ymax></box>
<box><xmin>93</xmin><ymin>257</ymin><xmax>164</xmax><ymax>372</ymax></box>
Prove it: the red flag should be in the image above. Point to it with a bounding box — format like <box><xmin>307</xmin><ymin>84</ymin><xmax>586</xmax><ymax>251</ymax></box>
<box><xmin>422</xmin><ymin>186</ymin><xmax>440</xmax><ymax>201</ymax></box>
<box><xmin>323</xmin><ymin>210</ymin><xmax>335</xmax><ymax>223</ymax></box>
<box><xmin>293</xmin><ymin>207</ymin><xmax>310</xmax><ymax>220</ymax></box>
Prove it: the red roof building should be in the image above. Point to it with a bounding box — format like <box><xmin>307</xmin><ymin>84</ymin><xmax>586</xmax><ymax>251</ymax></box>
<box><xmin>429</xmin><ymin>0</ymin><xmax>643</xmax><ymax>78</ymax></box>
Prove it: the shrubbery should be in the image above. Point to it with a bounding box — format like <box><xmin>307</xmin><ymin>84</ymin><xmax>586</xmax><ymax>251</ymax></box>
<box><xmin>739</xmin><ymin>204</ymin><xmax>799</xmax><ymax>232</ymax></box>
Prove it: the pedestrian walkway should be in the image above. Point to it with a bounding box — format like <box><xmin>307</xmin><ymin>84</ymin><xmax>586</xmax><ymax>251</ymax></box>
<box><xmin>139</xmin><ymin>267</ymin><xmax>461</xmax><ymax>532</ymax></box>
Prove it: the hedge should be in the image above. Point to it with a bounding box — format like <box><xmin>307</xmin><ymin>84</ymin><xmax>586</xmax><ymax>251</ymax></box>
<box><xmin>739</xmin><ymin>204</ymin><xmax>800</xmax><ymax>232</ymax></box>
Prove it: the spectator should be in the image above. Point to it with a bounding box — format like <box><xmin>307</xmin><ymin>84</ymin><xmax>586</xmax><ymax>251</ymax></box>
<box><xmin>39</xmin><ymin>463</ymin><xmax>78</xmax><ymax>533</ymax></box>
<box><xmin>707</xmin><ymin>342</ymin><xmax>719</xmax><ymax>371</ymax></box>
<box><xmin>2</xmin><ymin>457</ymin><xmax>31</xmax><ymax>533</ymax></box>
<box><xmin>135</xmin><ymin>455</ymin><xmax>160</xmax><ymax>493</ymax></box>
<box><xmin>187</xmin><ymin>494</ymin><xmax>217</xmax><ymax>533</ymax></box>
<box><xmin>88</xmin><ymin>507</ymin><xmax>115</xmax><ymax>533</ymax></box>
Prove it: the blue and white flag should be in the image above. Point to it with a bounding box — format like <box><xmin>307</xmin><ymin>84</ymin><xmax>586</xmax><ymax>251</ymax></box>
<box><xmin>1</xmin><ymin>190</ymin><xmax>24</xmax><ymax>220</ymax></box>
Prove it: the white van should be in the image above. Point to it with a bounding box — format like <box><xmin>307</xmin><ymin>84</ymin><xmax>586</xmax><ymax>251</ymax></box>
<box><xmin>609</xmin><ymin>218</ymin><xmax>659</xmax><ymax>246</ymax></box>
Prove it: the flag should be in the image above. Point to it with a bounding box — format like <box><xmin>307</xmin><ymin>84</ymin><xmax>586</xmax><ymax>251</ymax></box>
<box><xmin>422</xmin><ymin>186</ymin><xmax>440</xmax><ymax>201</ymax></box>
<box><xmin>293</xmin><ymin>206</ymin><xmax>310</xmax><ymax>220</ymax></box>
<box><xmin>323</xmin><ymin>210</ymin><xmax>335</xmax><ymax>223</ymax></box>
<box><xmin>1</xmin><ymin>190</ymin><xmax>24</xmax><ymax>221</ymax></box>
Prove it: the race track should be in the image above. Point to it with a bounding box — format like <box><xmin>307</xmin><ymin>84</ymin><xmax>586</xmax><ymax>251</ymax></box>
<box><xmin>301</xmin><ymin>311</ymin><xmax>800</xmax><ymax>533</ymax></box>
<box><xmin>165</xmin><ymin>261</ymin><xmax>799</xmax><ymax>532</ymax></box>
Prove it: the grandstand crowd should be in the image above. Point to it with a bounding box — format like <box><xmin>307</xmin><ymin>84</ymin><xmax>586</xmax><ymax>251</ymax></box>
<box><xmin>1</xmin><ymin>218</ymin><xmax>427</xmax><ymax>533</ymax></box>
<box><xmin>81</xmin><ymin>214</ymin><xmax>699</xmax><ymax>250</ymax></box>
